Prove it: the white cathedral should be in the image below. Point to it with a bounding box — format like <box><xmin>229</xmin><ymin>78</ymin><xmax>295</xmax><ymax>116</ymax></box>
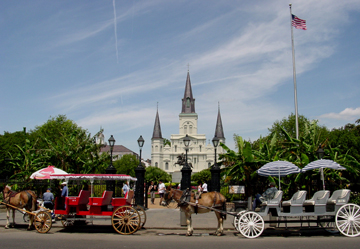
<box><xmin>151</xmin><ymin>71</ymin><xmax>226</xmax><ymax>174</ymax></box>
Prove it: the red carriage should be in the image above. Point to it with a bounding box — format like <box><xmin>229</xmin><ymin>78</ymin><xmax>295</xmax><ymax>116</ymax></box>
<box><xmin>49</xmin><ymin>174</ymin><xmax>146</xmax><ymax>235</ymax></box>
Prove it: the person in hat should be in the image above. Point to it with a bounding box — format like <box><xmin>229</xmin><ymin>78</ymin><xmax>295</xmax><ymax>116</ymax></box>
<box><xmin>43</xmin><ymin>188</ymin><xmax>54</xmax><ymax>209</ymax></box>
<box><xmin>253</xmin><ymin>182</ymin><xmax>278</xmax><ymax>210</ymax></box>
<box><xmin>61</xmin><ymin>182</ymin><xmax>68</xmax><ymax>198</ymax></box>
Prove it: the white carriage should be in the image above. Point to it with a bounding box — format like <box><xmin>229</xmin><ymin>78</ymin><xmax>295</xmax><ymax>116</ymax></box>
<box><xmin>234</xmin><ymin>188</ymin><xmax>360</xmax><ymax>238</ymax></box>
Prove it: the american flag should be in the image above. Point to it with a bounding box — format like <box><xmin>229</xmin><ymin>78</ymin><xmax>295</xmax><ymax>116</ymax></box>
<box><xmin>292</xmin><ymin>14</ymin><xmax>307</xmax><ymax>30</ymax></box>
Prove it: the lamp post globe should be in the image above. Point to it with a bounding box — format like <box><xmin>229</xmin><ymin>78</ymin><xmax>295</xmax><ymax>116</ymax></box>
<box><xmin>135</xmin><ymin>135</ymin><xmax>146</xmax><ymax>206</ymax></box>
<box><xmin>317</xmin><ymin>144</ymin><xmax>325</xmax><ymax>160</ymax></box>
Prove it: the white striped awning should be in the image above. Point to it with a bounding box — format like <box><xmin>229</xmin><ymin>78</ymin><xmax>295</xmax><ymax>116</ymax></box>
<box><xmin>302</xmin><ymin>159</ymin><xmax>346</xmax><ymax>172</ymax></box>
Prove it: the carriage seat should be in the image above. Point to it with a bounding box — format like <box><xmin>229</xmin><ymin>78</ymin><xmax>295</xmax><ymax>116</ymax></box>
<box><xmin>303</xmin><ymin>190</ymin><xmax>329</xmax><ymax>213</ymax></box>
<box><xmin>110</xmin><ymin>190</ymin><xmax>134</xmax><ymax>208</ymax></box>
<box><xmin>303</xmin><ymin>190</ymin><xmax>330</xmax><ymax>206</ymax></box>
<box><xmin>67</xmin><ymin>190</ymin><xmax>91</xmax><ymax>206</ymax></box>
<box><xmin>88</xmin><ymin>191</ymin><xmax>113</xmax><ymax>206</ymax></box>
<box><xmin>282</xmin><ymin>190</ymin><xmax>307</xmax><ymax>213</ymax></box>
<box><xmin>125</xmin><ymin>190</ymin><xmax>134</xmax><ymax>205</ymax></box>
<box><xmin>260</xmin><ymin>190</ymin><xmax>283</xmax><ymax>207</ymax></box>
<box><xmin>326</xmin><ymin>189</ymin><xmax>351</xmax><ymax>212</ymax></box>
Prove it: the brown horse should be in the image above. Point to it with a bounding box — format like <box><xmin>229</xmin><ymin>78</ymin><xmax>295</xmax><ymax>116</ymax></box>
<box><xmin>2</xmin><ymin>185</ymin><xmax>37</xmax><ymax>230</ymax></box>
<box><xmin>163</xmin><ymin>187</ymin><xmax>227</xmax><ymax>236</ymax></box>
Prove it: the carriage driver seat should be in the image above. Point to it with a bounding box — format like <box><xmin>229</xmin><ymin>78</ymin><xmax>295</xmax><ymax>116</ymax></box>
<box><xmin>260</xmin><ymin>190</ymin><xmax>283</xmax><ymax>210</ymax></box>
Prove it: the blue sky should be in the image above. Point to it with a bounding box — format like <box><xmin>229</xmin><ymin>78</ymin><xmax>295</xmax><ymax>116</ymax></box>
<box><xmin>1</xmin><ymin>0</ymin><xmax>360</xmax><ymax>160</ymax></box>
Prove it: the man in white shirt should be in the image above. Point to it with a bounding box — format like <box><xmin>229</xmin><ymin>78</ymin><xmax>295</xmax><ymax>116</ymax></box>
<box><xmin>158</xmin><ymin>180</ymin><xmax>166</xmax><ymax>205</ymax></box>
<box><xmin>202</xmin><ymin>182</ymin><xmax>208</xmax><ymax>193</ymax></box>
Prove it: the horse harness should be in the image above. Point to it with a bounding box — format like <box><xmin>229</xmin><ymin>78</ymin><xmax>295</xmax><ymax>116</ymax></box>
<box><xmin>3</xmin><ymin>189</ymin><xmax>33</xmax><ymax>209</ymax></box>
<box><xmin>178</xmin><ymin>189</ymin><xmax>223</xmax><ymax>215</ymax></box>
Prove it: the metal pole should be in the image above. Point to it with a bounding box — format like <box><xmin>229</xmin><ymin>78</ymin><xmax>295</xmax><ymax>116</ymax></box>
<box><xmin>289</xmin><ymin>3</ymin><xmax>299</xmax><ymax>140</ymax></box>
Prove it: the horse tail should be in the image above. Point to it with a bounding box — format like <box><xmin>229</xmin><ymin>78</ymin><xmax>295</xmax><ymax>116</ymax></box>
<box><xmin>24</xmin><ymin>191</ymin><xmax>37</xmax><ymax>211</ymax></box>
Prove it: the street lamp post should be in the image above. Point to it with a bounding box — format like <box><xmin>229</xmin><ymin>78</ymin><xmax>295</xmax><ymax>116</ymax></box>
<box><xmin>106</xmin><ymin>135</ymin><xmax>116</xmax><ymax>193</ymax></box>
<box><xmin>180</xmin><ymin>134</ymin><xmax>192</xmax><ymax>226</ymax></box>
<box><xmin>181</xmin><ymin>134</ymin><xmax>192</xmax><ymax>191</ymax></box>
<box><xmin>210</xmin><ymin>135</ymin><xmax>221</xmax><ymax>192</ymax></box>
<box><xmin>317</xmin><ymin>144</ymin><xmax>325</xmax><ymax>190</ymax></box>
<box><xmin>135</xmin><ymin>135</ymin><xmax>145</xmax><ymax>207</ymax></box>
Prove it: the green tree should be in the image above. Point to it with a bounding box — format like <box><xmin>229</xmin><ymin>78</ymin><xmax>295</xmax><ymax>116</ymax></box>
<box><xmin>31</xmin><ymin>115</ymin><xmax>106</xmax><ymax>173</ymax></box>
<box><xmin>163</xmin><ymin>138</ymin><xmax>171</xmax><ymax>147</ymax></box>
<box><xmin>113</xmin><ymin>154</ymin><xmax>139</xmax><ymax>177</ymax></box>
<box><xmin>268</xmin><ymin>113</ymin><xmax>329</xmax><ymax>142</ymax></box>
<box><xmin>191</xmin><ymin>169</ymin><xmax>211</xmax><ymax>184</ymax></box>
<box><xmin>219</xmin><ymin>135</ymin><xmax>260</xmax><ymax>197</ymax></box>
<box><xmin>7</xmin><ymin>138</ymin><xmax>48</xmax><ymax>182</ymax></box>
<box><xmin>0</xmin><ymin>130</ymin><xmax>27</xmax><ymax>179</ymax></box>
<box><xmin>145</xmin><ymin>166</ymin><xmax>171</xmax><ymax>183</ymax></box>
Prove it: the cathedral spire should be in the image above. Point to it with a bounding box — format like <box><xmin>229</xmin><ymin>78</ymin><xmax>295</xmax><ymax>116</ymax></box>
<box><xmin>214</xmin><ymin>103</ymin><xmax>225</xmax><ymax>139</ymax></box>
<box><xmin>152</xmin><ymin>104</ymin><xmax>163</xmax><ymax>139</ymax></box>
<box><xmin>181</xmin><ymin>71</ymin><xmax>196</xmax><ymax>114</ymax></box>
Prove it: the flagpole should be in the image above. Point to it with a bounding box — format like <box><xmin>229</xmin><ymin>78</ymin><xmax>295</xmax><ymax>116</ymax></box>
<box><xmin>289</xmin><ymin>3</ymin><xmax>299</xmax><ymax>140</ymax></box>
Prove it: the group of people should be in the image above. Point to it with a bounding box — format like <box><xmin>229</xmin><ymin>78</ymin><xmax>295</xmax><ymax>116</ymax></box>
<box><xmin>147</xmin><ymin>180</ymin><xmax>166</xmax><ymax>205</ymax></box>
<box><xmin>122</xmin><ymin>180</ymin><xmax>166</xmax><ymax>205</ymax></box>
<box><xmin>197</xmin><ymin>182</ymin><xmax>208</xmax><ymax>193</ymax></box>
<box><xmin>42</xmin><ymin>181</ymin><xmax>68</xmax><ymax>210</ymax></box>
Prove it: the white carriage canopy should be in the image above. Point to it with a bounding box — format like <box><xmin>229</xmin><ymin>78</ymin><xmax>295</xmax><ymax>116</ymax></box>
<box><xmin>50</xmin><ymin>174</ymin><xmax>137</xmax><ymax>197</ymax></box>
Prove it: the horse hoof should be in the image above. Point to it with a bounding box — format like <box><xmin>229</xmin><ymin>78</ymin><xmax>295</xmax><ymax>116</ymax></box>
<box><xmin>186</xmin><ymin>233</ymin><xmax>193</xmax><ymax>236</ymax></box>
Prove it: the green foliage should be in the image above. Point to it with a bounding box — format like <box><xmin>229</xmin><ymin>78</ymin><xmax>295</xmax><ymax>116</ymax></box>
<box><xmin>191</xmin><ymin>169</ymin><xmax>211</xmax><ymax>183</ymax></box>
<box><xmin>165</xmin><ymin>182</ymin><xmax>177</xmax><ymax>187</ymax></box>
<box><xmin>350</xmin><ymin>192</ymin><xmax>360</xmax><ymax>205</ymax></box>
<box><xmin>163</xmin><ymin>138</ymin><xmax>171</xmax><ymax>147</ymax></box>
<box><xmin>0</xmin><ymin>115</ymin><xmax>108</xmax><ymax>181</ymax></box>
<box><xmin>145</xmin><ymin>166</ymin><xmax>171</xmax><ymax>183</ymax></box>
<box><xmin>113</xmin><ymin>154</ymin><xmax>139</xmax><ymax>177</ymax></box>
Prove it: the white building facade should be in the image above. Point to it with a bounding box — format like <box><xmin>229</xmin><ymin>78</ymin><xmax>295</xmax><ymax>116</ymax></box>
<box><xmin>151</xmin><ymin>71</ymin><xmax>225</xmax><ymax>174</ymax></box>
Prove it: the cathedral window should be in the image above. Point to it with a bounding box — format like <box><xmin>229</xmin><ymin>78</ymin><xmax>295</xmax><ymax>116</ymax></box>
<box><xmin>199</xmin><ymin>145</ymin><xmax>202</xmax><ymax>152</ymax></box>
<box><xmin>186</xmin><ymin>97</ymin><xmax>190</xmax><ymax>108</ymax></box>
<box><xmin>184</xmin><ymin>125</ymin><xmax>187</xmax><ymax>134</ymax></box>
<box><xmin>194</xmin><ymin>158</ymin><xmax>196</xmax><ymax>164</ymax></box>
<box><xmin>208</xmin><ymin>162</ymin><xmax>211</xmax><ymax>168</ymax></box>
<box><xmin>155</xmin><ymin>162</ymin><xmax>158</xmax><ymax>168</ymax></box>
<box><xmin>189</xmin><ymin>125</ymin><xmax>192</xmax><ymax>134</ymax></box>
<box><xmin>165</xmin><ymin>162</ymin><xmax>169</xmax><ymax>170</ymax></box>
<box><xmin>175</xmin><ymin>145</ymin><xmax>177</xmax><ymax>152</ymax></box>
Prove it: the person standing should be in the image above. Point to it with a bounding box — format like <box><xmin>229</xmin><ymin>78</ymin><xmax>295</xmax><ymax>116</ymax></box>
<box><xmin>61</xmin><ymin>182</ymin><xmax>68</xmax><ymax>197</ymax></box>
<box><xmin>202</xmin><ymin>182</ymin><xmax>208</xmax><ymax>193</ymax></box>
<box><xmin>197</xmin><ymin>182</ymin><xmax>202</xmax><ymax>193</ymax></box>
<box><xmin>122</xmin><ymin>181</ymin><xmax>130</xmax><ymax>197</ymax></box>
<box><xmin>158</xmin><ymin>180</ymin><xmax>166</xmax><ymax>205</ymax></box>
<box><xmin>43</xmin><ymin>188</ymin><xmax>54</xmax><ymax>209</ymax></box>
<box><xmin>61</xmin><ymin>182</ymin><xmax>68</xmax><ymax>209</ymax></box>
<box><xmin>148</xmin><ymin>181</ymin><xmax>157</xmax><ymax>205</ymax></box>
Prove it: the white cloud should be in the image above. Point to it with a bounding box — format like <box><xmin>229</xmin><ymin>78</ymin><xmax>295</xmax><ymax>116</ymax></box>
<box><xmin>320</xmin><ymin>107</ymin><xmax>360</xmax><ymax>120</ymax></box>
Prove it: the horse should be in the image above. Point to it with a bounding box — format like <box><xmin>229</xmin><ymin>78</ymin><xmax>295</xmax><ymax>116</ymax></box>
<box><xmin>2</xmin><ymin>185</ymin><xmax>37</xmax><ymax>230</ymax></box>
<box><xmin>163</xmin><ymin>187</ymin><xmax>227</xmax><ymax>236</ymax></box>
